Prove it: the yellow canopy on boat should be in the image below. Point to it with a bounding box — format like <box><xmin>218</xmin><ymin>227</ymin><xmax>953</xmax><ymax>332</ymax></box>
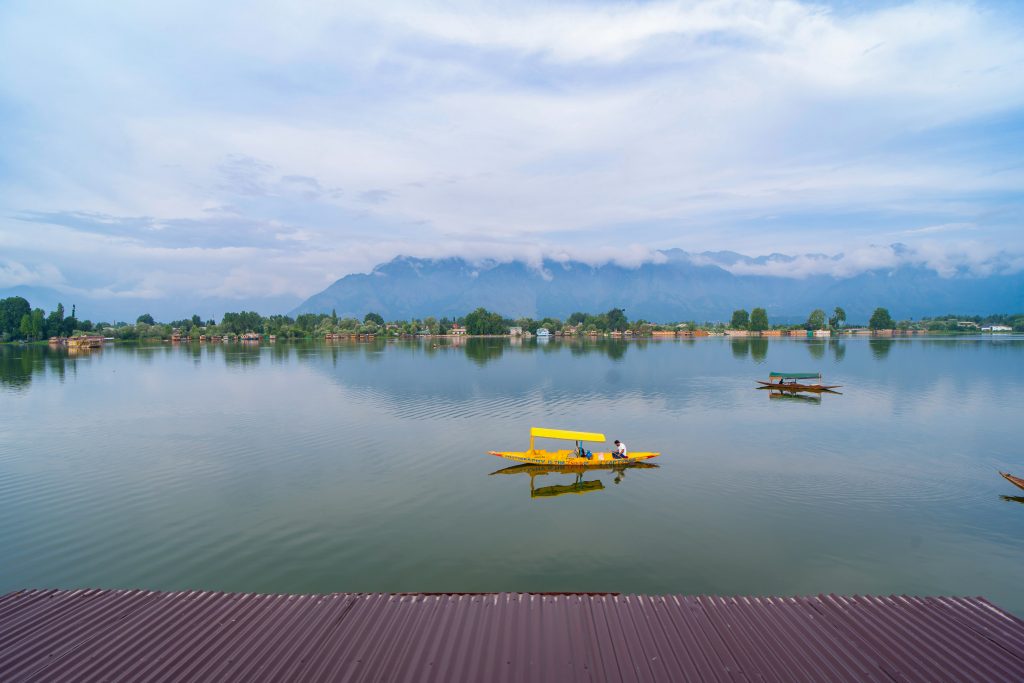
<box><xmin>530</xmin><ymin>427</ymin><xmax>606</xmax><ymax>442</ymax></box>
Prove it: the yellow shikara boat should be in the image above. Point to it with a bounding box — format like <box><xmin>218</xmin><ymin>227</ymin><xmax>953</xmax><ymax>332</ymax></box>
<box><xmin>488</xmin><ymin>427</ymin><xmax>660</xmax><ymax>466</ymax></box>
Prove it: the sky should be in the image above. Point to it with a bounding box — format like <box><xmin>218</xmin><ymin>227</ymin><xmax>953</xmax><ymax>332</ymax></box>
<box><xmin>1</xmin><ymin>0</ymin><xmax>1023</xmax><ymax>318</ymax></box>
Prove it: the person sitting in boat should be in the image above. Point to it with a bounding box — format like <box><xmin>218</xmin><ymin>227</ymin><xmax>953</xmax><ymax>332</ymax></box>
<box><xmin>612</xmin><ymin>440</ymin><xmax>627</xmax><ymax>459</ymax></box>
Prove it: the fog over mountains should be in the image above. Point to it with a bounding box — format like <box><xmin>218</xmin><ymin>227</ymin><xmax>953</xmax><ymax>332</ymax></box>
<box><xmin>293</xmin><ymin>248</ymin><xmax>1024</xmax><ymax>324</ymax></box>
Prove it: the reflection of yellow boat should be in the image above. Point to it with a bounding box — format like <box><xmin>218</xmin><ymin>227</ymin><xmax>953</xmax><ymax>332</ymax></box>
<box><xmin>534</xmin><ymin>479</ymin><xmax>604</xmax><ymax>498</ymax></box>
<box><xmin>491</xmin><ymin>462</ymin><xmax>659</xmax><ymax>498</ymax></box>
<box><xmin>488</xmin><ymin>427</ymin><xmax>660</xmax><ymax>466</ymax></box>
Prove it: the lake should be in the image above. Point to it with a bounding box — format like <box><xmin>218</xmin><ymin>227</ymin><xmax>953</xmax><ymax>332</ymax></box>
<box><xmin>2</xmin><ymin>336</ymin><xmax>1023</xmax><ymax>614</ymax></box>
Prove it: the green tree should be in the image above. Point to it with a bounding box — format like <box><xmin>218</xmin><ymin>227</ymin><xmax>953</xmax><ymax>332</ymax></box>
<box><xmin>749</xmin><ymin>307</ymin><xmax>769</xmax><ymax>331</ymax></box>
<box><xmin>730</xmin><ymin>309</ymin><xmax>749</xmax><ymax>329</ymax></box>
<box><xmin>20</xmin><ymin>309</ymin><xmax>45</xmax><ymax>340</ymax></box>
<box><xmin>464</xmin><ymin>307</ymin><xmax>508</xmax><ymax>335</ymax></box>
<box><xmin>46</xmin><ymin>303</ymin><xmax>65</xmax><ymax>337</ymax></box>
<box><xmin>137</xmin><ymin>313</ymin><xmax>155</xmax><ymax>325</ymax></box>
<box><xmin>605</xmin><ymin>308</ymin><xmax>628</xmax><ymax>331</ymax></box>
<box><xmin>829</xmin><ymin>306</ymin><xmax>846</xmax><ymax>329</ymax></box>
<box><xmin>869</xmin><ymin>307</ymin><xmax>895</xmax><ymax>331</ymax></box>
<box><xmin>806</xmin><ymin>309</ymin><xmax>826</xmax><ymax>330</ymax></box>
<box><xmin>294</xmin><ymin>313</ymin><xmax>320</xmax><ymax>333</ymax></box>
<box><xmin>0</xmin><ymin>296</ymin><xmax>31</xmax><ymax>338</ymax></box>
<box><xmin>364</xmin><ymin>312</ymin><xmax>385</xmax><ymax>326</ymax></box>
<box><xmin>62</xmin><ymin>304</ymin><xmax>78</xmax><ymax>336</ymax></box>
<box><xmin>221</xmin><ymin>311</ymin><xmax>264</xmax><ymax>333</ymax></box>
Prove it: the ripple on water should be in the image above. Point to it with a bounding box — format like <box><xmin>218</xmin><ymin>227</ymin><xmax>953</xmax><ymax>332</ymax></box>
<box><xmin>1</xmin><ymin>339</ymin><xmax>1023</xmax><ymax>615</ymax></box>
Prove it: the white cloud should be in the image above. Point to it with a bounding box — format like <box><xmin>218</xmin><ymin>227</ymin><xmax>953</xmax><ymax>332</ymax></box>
<box><xmin>699</xmin><ymin>241</ymin><xmax>1024</xmax><ymax>279</ymax></box>
<box><xmin>0</xmin><ymin>0</ymin><xmax>1022</xmax><ymax>315</ymax></box>
<box><xmin>0</xmin><ymin>259</ymin><xmax>65</xmax><ymax>288</ymax></box>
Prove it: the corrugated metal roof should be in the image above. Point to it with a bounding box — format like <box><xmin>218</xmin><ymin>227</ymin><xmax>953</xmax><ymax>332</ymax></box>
<box><xmin>1</xmin><ymin>590</ymin><xmax>1023</xmax><ymax>682</ymax></box>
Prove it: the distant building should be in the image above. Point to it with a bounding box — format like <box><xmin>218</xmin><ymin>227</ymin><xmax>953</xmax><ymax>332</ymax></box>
<box><xmin>509</xmin><ymin>326</ymin><xmax>523</xmax><ymax>336</ymax></box>
<box><xmin>957</xmin><ymin>321</ymin><xmax>979</xmax><ymax>329</ymax></box>
<box><xmin>451</xmin><ymin>324</ymin><xmax>466</xmax><ymax>336</ymax></box>
<box><xmin>536</xmin><ymin>327</ymin><xmax>550</xmax><ymax>337</ymax></box>
<box><xmin>982</xmin><ymin>325</ymin><xmax>1012</xmax><ymax>332</ymax></box>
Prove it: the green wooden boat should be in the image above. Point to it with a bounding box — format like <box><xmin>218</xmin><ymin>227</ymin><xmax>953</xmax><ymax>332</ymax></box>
<box><xmin>756</xmin><ymin>371</ymin><xmax>842</xmax><ymax>393</ymax></box>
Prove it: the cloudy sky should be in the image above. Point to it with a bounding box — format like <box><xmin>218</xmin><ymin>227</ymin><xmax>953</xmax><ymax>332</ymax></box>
<box><xmin>1</xmin><ymin>0</ymin><xmax>1022</xmax><ymax>318</ymax></box>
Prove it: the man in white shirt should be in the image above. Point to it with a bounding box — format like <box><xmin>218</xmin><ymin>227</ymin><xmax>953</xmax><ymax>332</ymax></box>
<box><xmin>612</xmin><ymin>440</ymin><xmax>627</xmax><ymax>459</ymax></box>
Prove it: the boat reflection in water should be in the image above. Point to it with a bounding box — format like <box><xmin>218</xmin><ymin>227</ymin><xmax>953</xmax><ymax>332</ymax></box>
<box><xmin>759</xmin><ymin>386</ymin><xmax>842</xmax><ymax>404</ymax></box>
<box><xmin>764</xmin><ymin>390</ymin><xmax>823</xmax><ymax>404</ymax></box>
<box><xmin>1001</xmin><ymin>495</ymin><xmax>1024</xmax><ymax>505</ymax></box>
<box><xmin>490</xmin><ymin>462</ymin><xmax>659</xmax><ymax>499</ymax></box>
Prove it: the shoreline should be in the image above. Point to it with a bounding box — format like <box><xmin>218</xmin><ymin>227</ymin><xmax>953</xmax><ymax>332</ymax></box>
<box><xmin>4</xmin><ymin>329</ymin><xmax>1020</xmax><ymax>347</ymax></box>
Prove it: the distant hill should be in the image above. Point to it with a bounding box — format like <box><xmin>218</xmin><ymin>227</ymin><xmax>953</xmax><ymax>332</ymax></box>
<box><xmin>291</xmin><ymin>250</ymin><xmax>1024</xmax><ymax>323</ymax></box>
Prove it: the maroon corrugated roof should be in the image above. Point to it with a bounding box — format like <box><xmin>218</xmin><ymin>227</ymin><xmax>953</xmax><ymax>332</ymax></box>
<box><xmin>1</xmin><ymin>590</ymin><xmax>1023</xmax><ymax>682</ymax></box>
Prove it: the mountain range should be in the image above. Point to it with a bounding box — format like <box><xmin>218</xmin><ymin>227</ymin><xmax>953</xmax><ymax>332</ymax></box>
<box><xmin>292</xmin><ymin>249</ymin><xmax>1024</xmax><ymax>324</ymax></box>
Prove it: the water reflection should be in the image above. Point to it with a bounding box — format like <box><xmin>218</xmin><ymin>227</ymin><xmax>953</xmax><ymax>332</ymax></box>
<box><xmin>830</xmin><ymin>340</ymin><xmax>846</xmax><ymax>362</ymax></box>
<box><xmin>870</xmin><ymin>339</ymin><xmax>894</xmax><ymax>360</ymax></box>
<box><xmin>765</xmin><ymin>390</ymin><xmax>822</xmax><ymax>405</ymax></box>
<box><xmin>224</xmin><ymin>345</ymin><xmax>263</xmax><ymax>366</ymax></box>
<box><xmin>729</xmin><ymin>338</ymin><xmax>768</xmax><ymax>362</ymax></box>
<box><xmin>1001</xmin><ymin>496</ymin><xmax>1024</xmax><ymax>505</ymax></box>
<box><xmin>465</xmin><ymin>339</ymin><xmax>504</xmax><ymax>366</ymax></box>
<box><xmin>490</xmin><ymin>462</ymin><xmax>659</xmax><ymax>499</ymax></box>
<box><xmin>807</xmin><ymin>341</ymin><xmax>826</xmax><ymax>360</ymax></box>
<box><xmin>0</xmin><ymin>345</ymin><xmax>76</xmax><ymax>390</ymax></box>
<box><xmin>4</xmin><ymin>335</ymin><xmax>1024</xmax><ymax>614</ymax></box>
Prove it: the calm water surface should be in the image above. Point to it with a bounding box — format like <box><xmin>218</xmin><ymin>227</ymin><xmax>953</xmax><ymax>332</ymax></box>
<box><xmin>2</xmin><ymin>337</ymin><xmax>1023</xmax><ymax>613</ymax></box>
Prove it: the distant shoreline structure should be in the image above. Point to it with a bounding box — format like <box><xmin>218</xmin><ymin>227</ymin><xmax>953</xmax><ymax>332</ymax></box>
<box><xmin>2</xmin><ymin>294</ymin><xmax>1021</xmax><ymax>344</ymax></box>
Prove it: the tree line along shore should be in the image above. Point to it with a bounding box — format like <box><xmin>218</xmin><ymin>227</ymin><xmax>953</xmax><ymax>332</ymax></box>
<box><xmin>1</xmin><ymin>297</ymin><xmax>1021</xmax><ymax>343</ymax></box>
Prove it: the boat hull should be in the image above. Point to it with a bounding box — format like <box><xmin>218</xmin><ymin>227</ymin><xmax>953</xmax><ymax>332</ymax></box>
<box><xmin>1000</xmin><ymin>471</ymin><xmax>1024</xmax><ymax>492</ymax></box>
<box><xmin>488</xmin><ymin>449</ymin><xmax>660</xmax><ymax>466</ymax></box>
<box><xmin>491</xmin><ymin>462</ymin><xmax>660</xmax><ymax>476</ymax></box>
<box><xmin>756</xmin><ymin>381</ymin><xmax>842</xmax><ymax>393</ymax></box>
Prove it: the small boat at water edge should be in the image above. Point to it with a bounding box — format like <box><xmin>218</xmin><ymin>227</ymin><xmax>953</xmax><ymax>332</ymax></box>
<box><xmin>756</xmin><ymin>372</ymin><xmax>841</xmax><ymax>393</ymax></box>
<box><xmin>999</xmin><ymin>471</ymin><xmax>1024</xmax><ymax>492</ymax></box>
<box><xmin>488</xmin><ymin>427</ymin><xmax>660</xmax><ymax>466</ymax></box>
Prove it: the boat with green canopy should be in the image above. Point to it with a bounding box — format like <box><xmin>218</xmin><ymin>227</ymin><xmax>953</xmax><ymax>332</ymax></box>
<box><xmin>756</xmin><ymin>372</ymin><xmax>841</xmax><ymax>393</ymax></box>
